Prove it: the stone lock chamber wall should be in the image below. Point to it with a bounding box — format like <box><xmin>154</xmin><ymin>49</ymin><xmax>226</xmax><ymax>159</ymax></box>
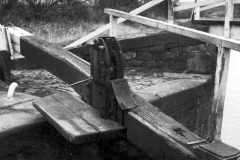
<box><xmin>119</xmin><ymin>31</ymin><xmax>216</xmax><ymax>73</ymax></box>
<box><xmin>69</xmin><ymin>27</ymin><xmax>218</xmax><ymax>138</ymax></box>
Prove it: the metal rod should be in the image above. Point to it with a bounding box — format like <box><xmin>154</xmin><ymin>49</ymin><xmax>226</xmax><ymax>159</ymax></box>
<box><xmin>68</xmin><ymin>78</ymin><xmax>92</xmax><ymax>87</ymax></box>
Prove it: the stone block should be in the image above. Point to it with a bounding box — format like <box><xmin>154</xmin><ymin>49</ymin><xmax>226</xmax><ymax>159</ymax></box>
<box><xmin>167</xmin><ymin>43</ymin><xmax>179</xmax><ymax>49</ymax></box>
<box><xmin>155</xmin><ymin>61</ymin><xmax>168</xmax><ymax>68</ymax></box>
<box><xmin>128</xmin><ymin>60</ymin><xmax>144</xmax><ymax>67</ymax></box>
<box><xmin>135</xmin><ymin>47</ymin><xmax>150</xmax><ymax>52</ymax></box>
<box><xmin>161</xmin><ymin>52</ymin><xmax>175</xmax><ymax>61</ymax></box>
<box><xmin>169</xmin><ymin>62</ymin><xmax>187</xmax><ymax>70</ymax></box>
<box><xmin>143</xmin><ymin>61</ymin><xmax>156</xmax><ymax>68</ymax></box>
<box><xmin>187</xmin><ymin>52</ymin><xmax>216</xmax><ymax>74</ymax></box>
<box><xmin>206</xmin><ymin>43</ymin><xmax>217</xmax><ymax>55</ymax></box>
<box><xmin>152</xmin><ymin>52</ymin><xmax>162</xmax><ymax>61</ymax></box>
<box><xmin>136</xmin><ymin>52</ymin><xmax>152</xmax><ymax>61</ymax></box>
<box><xmin>186</xmin><ymin>44</ymin><xmax>206</xmax><ymax>52</ymax></box>
<box><xmin>150</xmin><ymin>45</ymin><xmax>166</xmax><ymax>52</ymax></box>
<box><xmin>178</xmin><ymin>35</ymin><xmax>205</xmax><ymax>47</ymax></box>
<box><xmin>119</xmin><ymin>36</ymin><xmax>149</xmax><ymax>50</ymax></box>
<box><xmin>170</xmin><ymin>47</ymin><xmax>183</xmax><ymax>54</ymax></box>
<box><xmin>174</xmin><ymin>53</ymin><xmax>187</xmax><ymax>62</ymax></box>
<box><xmin>148</xmin><ymin>32</ymin><xmax>178</xmax><ymax>46</ymax></box>
<box><xmin>123</xmin><ymin>51</ymin><xmax>137</xmax><ymax>60</ymax></box>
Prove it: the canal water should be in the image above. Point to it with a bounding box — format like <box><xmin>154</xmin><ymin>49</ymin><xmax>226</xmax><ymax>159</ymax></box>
<box><xmin>221</xmin><ymin>50</ymin><xmax>240</xmax><ymax>149</ymax></box>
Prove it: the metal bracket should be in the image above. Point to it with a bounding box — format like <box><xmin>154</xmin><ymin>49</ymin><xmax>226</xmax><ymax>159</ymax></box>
<box><xmin>111</xmin><ymin>79</ymin><xmax>137</xmax><ymax>110</ymax></box>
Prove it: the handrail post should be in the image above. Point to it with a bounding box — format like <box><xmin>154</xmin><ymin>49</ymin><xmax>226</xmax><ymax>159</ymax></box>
<box><xmin>168</xmin><ymin>0</ymin><xmax>174</xmax><ymax>23</ymax></box>
<box><xmin>210</xmin><ymin>0</ymin><xmax>233</xmax><ymax>142</ymax></box>
<box><xmin>194</xmin><ymin>0</ymin><xmax>200</xmax><ymax>20</ymax></box>
<box><xmin>0</xmin><ymin>24</ymin><xmax>11</xmax><ymax>81</ymax></box>
<box><xmin>110</xmin><ymin>15</ymin><xmax>118</xmax><ymax>37</ymax></box>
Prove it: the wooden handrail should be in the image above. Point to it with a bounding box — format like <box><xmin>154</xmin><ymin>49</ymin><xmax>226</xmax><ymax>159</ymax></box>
<box><xmin>63</xmin><ymin>0</ymin><xmax>164</xmax><ymax>50</ymax></box>
<box><xmin>200</xmin><ymin>1</ymin><xmax>226</xmax><ymax>11</ymax></box>
<box><xmin>174</xmin><ymin>0</ymin><xmax>224</xmax><ymax>11</ymax></box>
<box><xmin>233</xmin><ymin>0</ymin><xmax>240</xmax><ymax>3</ymax></box>
<box><xmin>104</xmin><ymin>8</ymin><xmax>240</xmax><ymax>51</ymax></box>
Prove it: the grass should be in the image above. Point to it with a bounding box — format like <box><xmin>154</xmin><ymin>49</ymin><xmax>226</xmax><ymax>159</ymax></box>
<box><xmin>15</xmin><ymin>19</ymin><xmax>163</xmax><ymax>48</ymax></box>
<box><xmin>0</xmin><ymin>1</ymin><xmax>168</xmax><ymax>47</ymax></box>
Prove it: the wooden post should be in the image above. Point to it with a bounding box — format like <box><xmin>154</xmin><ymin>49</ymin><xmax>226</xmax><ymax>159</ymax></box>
<box><xmin>0</xmin><ymin>25</ymin><xmax>11</xmax><ymax>81</ymax></box>
<box><xmin>110</xmin><ymin>15</ymin><xmax>118</xmax><ymax>37</ymax></box>
<box><xmin>168</xmin><ymin>0</ymin><xmax>174</xmax><ymax>23</ymax></box>
<box><xmin>194</xmin><ymin>0</ymin><xmax>200</xmax><ymax>20</ymax></box>
<box><xmin>210</xmin><ymin>46</ymin><xmax>230</xmax><ymax>141</ymax></box>
<box><xmin>210</xmin><ymin>0</ymin><xmax>233</xmax><ymax>142</ymax></box>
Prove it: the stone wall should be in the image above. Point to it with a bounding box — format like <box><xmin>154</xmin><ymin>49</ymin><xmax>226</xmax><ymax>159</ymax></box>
<box><xmin>69</xmin><ymin>29</ymin><xmax>217</xmax><ymax>73</ymax></box>
<box><xmin>120</xmin><ymin>31</ymin><xmax>216</xmax><ymax>73</ymax></box>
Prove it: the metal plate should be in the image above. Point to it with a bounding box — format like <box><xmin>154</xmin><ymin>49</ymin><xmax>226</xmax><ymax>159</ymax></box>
<box><xmin>111</xmin><ymin>79</ymin><xmax>137</xmax><ymax>110</ymax></box>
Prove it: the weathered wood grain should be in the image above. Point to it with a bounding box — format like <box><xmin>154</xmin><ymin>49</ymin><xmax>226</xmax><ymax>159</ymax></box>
<box><xmin>210</xmin><ymin>0</ymin><xmax>232</xmax><ymax>141</ymax></box>
<box><xmin>127</xmin><ymin>94</ymin><xmax>203</xmax><ymax>160</ymax></box>
<box><xmin>33</xmin><ymin>92</ymin><xmax>124</xmax><ymax>144</ymax></box>
<box><xmin>52</xmin><ymin>92</ymin><xmax>125</xmax><ymax>133</ymax></box>
<box><xmin>33</xmin><ymin>94</ymin><xmax>98</xmax><ymax>144</ymax></box>
<box><xmin>20</xmin><ymin>35</ymin><xmax>91</xmax><ymax>101</ymax></box>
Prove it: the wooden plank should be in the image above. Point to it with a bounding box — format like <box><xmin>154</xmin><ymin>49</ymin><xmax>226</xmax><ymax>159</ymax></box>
<box><xmin>18</xmin><ymin>35</ymin><xmax>91</xmax><ymax>101</ymax></box>
<box><xmin>110</xmin><ymin>15</ymin><xmax>118</xmax><ymax>37</ymax></box>
<box><xmin>174</xmin><ymin>0</ymin><xmax>224</xmax><ymax>12</ymax></box>
<box><xmin>168</xmin><ymin>0</ymin><xmax>174</xmax><ymax>23</ymax></box>
<box><xmin>127</xmin><ymin>94</ymin><xmax>202</xmax><ymax>160</ymax></box>
<box><xmin>33</xmin><ymin>95</ymin><xmax>98</xmax><ymax>144</ymax></box>
<box><xmin>52</xmin><ymin>92</ymin><xmax>124</xmax><ymax>133</ymax></box>
<box><xmin>200</xmin><ymin>2</ymin><xmax>226</xmax><ymax>11</ymax></box>
<box><xmin>33</xmin><ymin>92</ymin><xmax>124</xmax><ymax>144</ymax></box>
<box><xmin>104</xmin><ymin>9</ymin><xmax>240</xmax><ymax>52</ymax></box>
<box><xmin>63</xmin><ymin>0</ymin><xmax>164</xmax><ymax>49</ymax></box>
